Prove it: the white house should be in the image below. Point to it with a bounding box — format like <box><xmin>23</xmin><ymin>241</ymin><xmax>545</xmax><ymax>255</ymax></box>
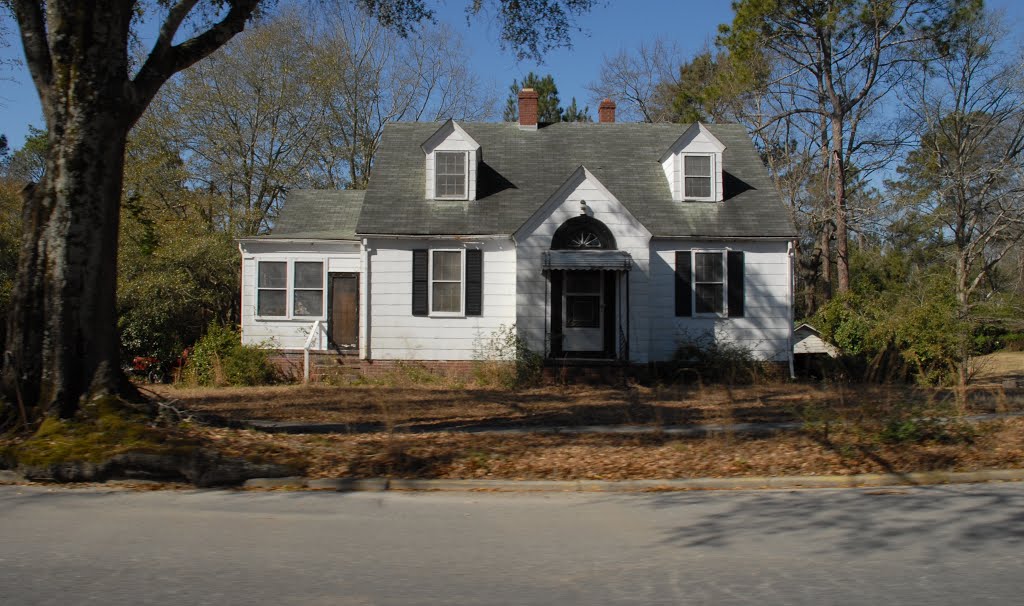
<box><xmin>238</xmin><ymin>90</ymin><xmax>798</xmax><ymax>373</ymax></box>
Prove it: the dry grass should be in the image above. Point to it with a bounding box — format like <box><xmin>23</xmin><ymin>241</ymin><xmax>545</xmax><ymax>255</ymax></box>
<box><xmin>148</xmin><ymin>380</ymin><xmax>1024</xmax><ymax>430</ymax></box>
<box><xmin>141</xmin><ymin>363</ymin><xmax>1024</xmax><ymax>482</ymax></box>
<box><xmin>972</xmin><ymin>351</ymin><xmax>1024</xmax><ymax>383</ymax></box>
<box><xmin>188</xmin><ymin>418</ymin><xmax>1024</xmax><ymax>480</ymax></box>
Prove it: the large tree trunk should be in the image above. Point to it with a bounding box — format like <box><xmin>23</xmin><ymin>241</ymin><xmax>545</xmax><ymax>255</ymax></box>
<box><xmin>2</xmin><ymin>2</ymin><xmax>134</xmax><ymax>420</ymax></box>
<box><xmin>3</xmin><ymin>116</ymin><xmax>132</xmax><ymax>419</ymax></box>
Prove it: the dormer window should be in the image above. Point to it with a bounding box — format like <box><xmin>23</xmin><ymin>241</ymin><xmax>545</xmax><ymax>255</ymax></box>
<box><xmin>422</xmin><ymin>120</ymin><xmax>480</xmax><ymax>201</ymax></box>
<box><xmin>661</xmin><ymin>122</ymin><xmax>726</xmax><ymax>203</ymax></box>
<box><xmin>683</xmin><ymin>154</ymin><xmax>714</xmax><ymax>200</ymax></box>
<box><xmin>435</xmin><ymin>151</ymin><xmax>468</xmax><ymax>199</ymax></box>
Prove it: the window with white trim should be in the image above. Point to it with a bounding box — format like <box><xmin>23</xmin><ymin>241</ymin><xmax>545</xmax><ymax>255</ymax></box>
<box><xmin>682</xmin><ymin>154</ymin><xmax>714</xmax><ymax>200</ymax></box>
<box><xmin>435</xmin><ymin>151</ymin><xmax>467</xmax><ymax>199</ymax></box>
<box><xmin>256</xmin><ymin>260</ymin><xmax>325</xmax><ymax>318</ymax></box>
<box><xmin>430</xmin><ymin>250</ymin><xmax>463</xmax><ymax>314</ymax></box>
<box><xmin>292</xmin><ymin>261</ymin><xmax>324</xmax><ymax>316</ymax></box>
<box><xmin>257</xmin><ymin>261</ymin><xmax>287</xmax><ymax>317</ymax></box>
<box><xmin>693</xmin><ymin>251</ymin><xmax>724</xmax><ymax>314</ymax></box>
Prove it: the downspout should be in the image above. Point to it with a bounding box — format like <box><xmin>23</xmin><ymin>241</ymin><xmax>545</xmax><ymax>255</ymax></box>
<box><xmin>787</xmin><ymin>240</ymin><xmax>796</xmax><ymax>380</ymax></box>
<box><xmin>237</xmin><ymin>241</ymin><xmax>246</xmax><ymax>343</ymax></box>
<box><xmin>362</xmin><ymin>239</ymin><xmax>372</xmax><ymax>362</ymax></box>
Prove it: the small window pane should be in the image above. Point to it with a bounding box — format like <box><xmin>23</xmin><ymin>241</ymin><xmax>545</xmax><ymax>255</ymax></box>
<box><xmin>695</xmin><ymin>253</ymin><xmax>723</xmax><ymax>282</ymax></box>
<box><xmin>432</xmin><ymin>282</ymin><xmax>461</xmax><ymax>312</ymax></box>
<box><xmin>294</xmin><ymin>262</ymin><xmax>323</xmax><ymax>289</ymax></box>
<box><xmin>293</xmin><ymin>289</ymin><xmax>323</xmax><ymax>316</ymax></box>
<box><xmin>258</xmin><ymin>262</ymin><xmax>286</xmax><ymax>288</ymax></box>
<box><xmin>435</xmin><ymin>152</ymin><xmax>466</xmax><ymax>198</ymax></box>
<box><xmin>685</xmin><ymin>176</ymin><xmax>711</xmax><ymax>198</ymax></box>
<box><xmin>695</xmin><ymin>284</ymin><xmax>724</xmax><ymax>314</ymax></box>
<box><xmin>565</xmin><ymin>271</ymin><xmax>601</xmax><ymax>294</ymax></box>
<box><xmin>684</xmin><ymin>155</ymin><xmax>711</xmax><ymax>176</ymax></box>
<box><xmin>257</xmin><ymin>289</ymin><xmax>286</xmax><ymax>316</ymax></box>
<box><xmin>432</xmin><ymin>251</ymin><xmax>462</xmax><ymax>281</ymax></box>
<box><xmin>566</xmin><ymin>296</ymin><xmax>600</xmax><ymax>328</ymax></box>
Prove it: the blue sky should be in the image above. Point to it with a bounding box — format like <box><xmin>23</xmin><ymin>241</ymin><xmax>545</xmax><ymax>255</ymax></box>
<box><xmin>2</xmin><ymin>1</ymin><xmax>1023</xmax><ymax>149</ymax></box>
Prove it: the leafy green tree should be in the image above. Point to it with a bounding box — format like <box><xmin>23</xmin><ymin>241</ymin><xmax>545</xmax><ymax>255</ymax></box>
<box><xmin>2</xmin><ymin>125</ymin><xmax>47</xmax><ymax>183</ymax></box>
<box><xmin>503</xmin><ymin>72</ymin><xmax>591</xmax><ymax>123</ymax></box>
<box><xmin>504</xmin><ymin>72</ymin><xmax>564</xmax><ymax>123</ymax></box>
<box><xmin>561</xmin><ymin>97</ymin><xmax>591</xmax><ymax>123</ymax></box>
<box><xmin>3</xmin><ymin>0</ymin><xmax>599</xmax><ymax>422</ymax></box>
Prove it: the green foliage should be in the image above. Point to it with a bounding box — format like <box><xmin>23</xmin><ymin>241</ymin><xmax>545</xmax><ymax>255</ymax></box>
<box><xmin>183</xmin><ymin>324</ymin><xmax>278</xmax><ymax>387</ymax></box>
<box><xmin>0</xmin><ymin>179</ymin><xmax>22</xmax><ymax>345</ymax></box>
<box><xmin>873</xmin><ymin>399</ymin><xmax>977</xmax><ymax>445</ymax></box>
<box><xmin>473</xmin><ymin>324</ymin><xmax>543</xmax><ymax>389</ymax></box>
<box><xmin>5</xmin><ymin>397</ymin><xmax>195</xmax><ymax>467</ymax></box>
<box><xmin>503</xmin><ymin>72</ymin><xmax>590</xmax><ymax>123</ymax></box>
<box><xmin>812</xmin><ymin>272</ymin><xmax>968</xmax><ymax>385</ymax></box>
<box><xmin>670</xmin><ymin>332</ymin><xmax>767</xmax><ymax>385</ymax></box>
<box><xmin>2</xmin><ymin>125</ymin><xmax>48</xmax><ymax>183</ymax></box>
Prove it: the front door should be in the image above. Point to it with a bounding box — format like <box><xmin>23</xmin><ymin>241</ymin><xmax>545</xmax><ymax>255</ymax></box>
<box><xmin>328</xmin><ymin>273</ymin><xmax>359</xmax><ymax>350</ymax></box>
<box><xmin>562</xmin><ymin>271</ymin><xmax>603</xmax><ymax>353</ymax></box>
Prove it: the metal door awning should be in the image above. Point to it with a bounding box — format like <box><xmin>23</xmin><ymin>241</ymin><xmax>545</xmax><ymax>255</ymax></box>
<box><xmin>542</xmin><ymin>250</ymin><xmax>633</xmax><ymax>271</ymax></box>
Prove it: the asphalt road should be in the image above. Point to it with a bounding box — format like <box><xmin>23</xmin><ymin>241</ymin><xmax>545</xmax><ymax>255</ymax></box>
<box><xmin>1</xmin><ymin>482</ymin><xmax>1022</xmax><ymax>605</ymax></box>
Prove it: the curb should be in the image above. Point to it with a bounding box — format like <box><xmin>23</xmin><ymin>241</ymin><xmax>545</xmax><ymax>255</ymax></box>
<box><xmin>242</xmin><ymin>468</ymin><xmax>1024</xmax><ymax>493</ymax></box>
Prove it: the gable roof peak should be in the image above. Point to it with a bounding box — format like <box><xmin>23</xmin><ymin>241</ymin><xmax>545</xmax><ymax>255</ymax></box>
<box><xmin>420</xmin><ymin>119</ymin><xmax>481</xmax><ymax>153</ymax></box>
<box><xmin>660</xmin><ymin>122</ymin><xmax>727</xmax><ymax>162</ymax></box>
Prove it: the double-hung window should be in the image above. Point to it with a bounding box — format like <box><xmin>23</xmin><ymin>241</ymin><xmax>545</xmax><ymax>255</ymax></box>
<box><xmin>435</xmin><ymin>151</ymin><xmax>467</xmax><ymax>199</ymax></box>
<box><xmin>693</xmin><ymin>252</ymin><xmax>725</xmax><ymax>314</ymax></box>
<box><xmin>293</xmin><ymin>262</ymin><xmax>324</xmax><ymax>316</ymax></box>
<box><xmin>682</xmin><ymin>154</ymin><xmax>713</xmax><ymax>200</ymax></box>
<box><xmin>675</xmin><ymin>250</ymin><xmax>745</xmax><ymax>318</ymax></box>
<box><xmin>256</xmin><ymin>260</ymin><xmax>324</xmax><ymax>318</ymax></box>
<box><xmin>412</xmin><ymin>249</ymin><xmax>482</xmax><ymax>317</ymax></box>
<box><xmin>257</xmin><ymin>261</ymin><xmax>287</xmax><ymax>317</ymax></box>
<box><xmin>430</xmin><ymin>250</ymin><xmax>463</xmax><ymax>314</ymax></box>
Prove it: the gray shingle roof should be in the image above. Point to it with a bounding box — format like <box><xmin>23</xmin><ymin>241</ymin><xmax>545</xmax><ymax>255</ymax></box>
<box><xmin>354</xmin><ymin>121</ymin><xmax>796</xmax><ymax>239</ymax></box>
<box><xmin>265</xmin><ymin>190</ymin><xmax>365</xmax><ymax>240</ymax></box>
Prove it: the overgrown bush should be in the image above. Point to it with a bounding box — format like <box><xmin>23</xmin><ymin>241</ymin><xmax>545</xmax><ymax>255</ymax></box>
<box><xmin>182</xmin><ymin>323</ymin><xmax>278</xmax><ymax>387</ymax></box>
<box><xmin>812</xmin><ymin>279</ymin><xmax>967</xmax><ymax>385</ymax></box>
<box><xmin>670</xmin><ymin>331</ymin><xmax>765</xmax><ymax>384</ymax></box>
<box><xmin>473</xmin><ymin>324</ymin><xmax>543</xmax><ymax>389</ymax></box>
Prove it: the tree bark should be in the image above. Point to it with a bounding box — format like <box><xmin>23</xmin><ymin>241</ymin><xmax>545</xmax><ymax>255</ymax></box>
<box><xmin>831</xmin><ymin>117</ymin><xmax>850</xmax><ymax>294</ymax></box>
<box><xmin>3</xmin><ymin>1</ymin><xmax>135</xmax><ymax>419</ymax></box>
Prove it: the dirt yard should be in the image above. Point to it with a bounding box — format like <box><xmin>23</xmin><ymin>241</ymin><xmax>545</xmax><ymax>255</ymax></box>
<box><xmin>149</xmin><ymin>380</ymin><xmax>1023</xmax><ymax>431</ymax></box>
<box><xmin>137</xmin><ymin>352</ymin><xmax>1024</xmax><ymax>482</ymax></box>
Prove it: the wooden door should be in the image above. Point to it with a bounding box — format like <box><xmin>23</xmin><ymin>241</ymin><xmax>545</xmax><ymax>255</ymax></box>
<box><xmin>329</xmin><ymin>273</ymin><xmax>358</xmax><ymax>350</ymax></box>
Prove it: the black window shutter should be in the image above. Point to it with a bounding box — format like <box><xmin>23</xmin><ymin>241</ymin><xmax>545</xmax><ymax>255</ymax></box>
<box><xmin>412</xmin><ymin>249</ymin><xmax>428</xmax><ymax>316</ymax></box>
<box><xmin>727</xmin><ymin>250</ymin><xmax>745</xmax><ymax>318</ymax></box>
<box><xmin>675</xmin><ymin>251</ymin><xmax>692</xmax><ymax>317</ymax></box>
<box><xmin>465</xmin><ymin>249</ymin><xmax>483</xmax><ymax>316</ymax></box>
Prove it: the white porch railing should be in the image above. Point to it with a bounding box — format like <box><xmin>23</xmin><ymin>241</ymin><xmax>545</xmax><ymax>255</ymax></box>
<box><xmin>303</xmin><ymin>320</ymin><xmax>328</xmax><ymax>383</ymax></box>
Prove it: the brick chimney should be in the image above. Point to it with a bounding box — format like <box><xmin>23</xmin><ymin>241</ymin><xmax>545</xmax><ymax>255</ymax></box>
<box><xmin>518</xmin><ymin>88</ymin><xmax>539</xmax><ymax>130</ymax></box>
<box><xmin>599</xmin><ymin>98</ymin><xmax>616</xmax><ymax>123</ymax></box>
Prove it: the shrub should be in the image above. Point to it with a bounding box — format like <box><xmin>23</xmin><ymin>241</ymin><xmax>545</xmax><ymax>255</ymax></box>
<box><xmin>670</xmin><ymin>331</ymin><xmax>763</xmax><ymax>384</ymax></box>
<box><xmin>812</xmin><ymin>281</ymin><xmax>967</xmax><ymax>385</ymax></box>
<box><xmin>183</xmin><ymin>323</ymin><xmax>277</xmax><ymax>387</ymax></box>
<box><xmin>473</xmin><ymin>324</ymin><xmax>543</xmax><ymax>389</ymax></box>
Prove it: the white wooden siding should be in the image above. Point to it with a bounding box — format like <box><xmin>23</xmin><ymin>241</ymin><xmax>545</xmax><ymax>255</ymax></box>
<box><xmin>515</xmin><ymin>169</ymin><xmax>654</xmax><ymax>362</ymax></box>
<box><xmin>363</xmin><ymin>238</ymin><xmax>516</xmax><ymax>360</ymax></box>
<box><xmin>239</xmin><ymin>240</ymin><xmax>362</xmax><ymax>350</ymax></box>
<box><xmin>649</xmin><ymin>240</ymin><xmax>792</xmax><ymax>362</ymax></box>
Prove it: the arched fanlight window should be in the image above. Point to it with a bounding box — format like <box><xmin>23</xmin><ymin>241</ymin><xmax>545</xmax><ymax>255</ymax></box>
<box><xmin>551</xmin><ymin>216</ymin><xmax>617</xmax><ymax>250</ymax></box>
